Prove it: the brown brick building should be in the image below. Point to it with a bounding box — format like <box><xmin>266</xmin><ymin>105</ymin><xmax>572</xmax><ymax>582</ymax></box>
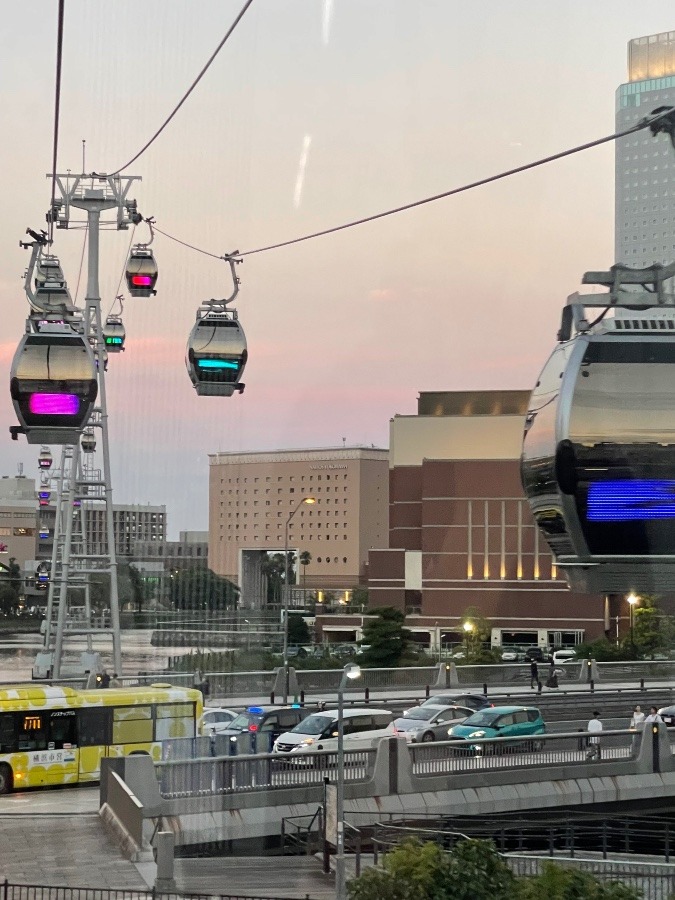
<box><xmin>365</xmin><ymin>391</ymin><xmax>624</xmax><ymax>651</ymax></box>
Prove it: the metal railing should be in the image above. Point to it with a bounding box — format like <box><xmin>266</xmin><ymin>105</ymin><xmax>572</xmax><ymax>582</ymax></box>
<box><xmin>409</xmin><ymin>728</ymin><xmax>635</xmax><ymax>776</ymax></box>
<box><xmin>294</xmin><ymin>666</ymin><xmax>439</xmax><ymax>693</ymax></box>
<box><xmin>0</xmin><ymin>881</ymin><xmax>314</xmax><ymax>900</ymax></box>
<box><xmin>157</xmin><ymin>747</ymin><xmax>376</xmax><ymax>800</ymax></box>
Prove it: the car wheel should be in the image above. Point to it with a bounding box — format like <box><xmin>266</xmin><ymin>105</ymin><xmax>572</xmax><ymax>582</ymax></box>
<box><xmin>421</xmin><ymin>731</ymin><xmax>435</xmax><ymax>743</ymax></box>
<box><xmin>0</xmin><ymin>764</ymin><xmax>13</xmax><ymax>794</ymax></box>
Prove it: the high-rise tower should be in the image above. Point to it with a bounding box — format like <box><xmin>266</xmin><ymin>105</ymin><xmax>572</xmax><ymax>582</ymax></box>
<box><xmin>615</xmin><ymin>31</ymin><xmax>675</xmax><ymax>270</ymax></box>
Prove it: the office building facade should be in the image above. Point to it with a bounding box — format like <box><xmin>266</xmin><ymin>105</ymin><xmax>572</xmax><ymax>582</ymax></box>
<box><xmin>208</xmin><ymin>447</ymin><xmax>388</xmax><ymax>608</ymax></box>
<box><xmin>615</xmin><ymin>31</ymin><xmax>675</xmax><ymax>270</ymax></box>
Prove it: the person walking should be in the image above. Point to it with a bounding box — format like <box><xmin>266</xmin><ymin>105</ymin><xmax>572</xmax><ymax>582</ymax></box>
<box><xmin>645</xmin><ymin>706</ymin><xmax>663</xmax><ymax>725</ymax></box>
<box><xmin>530</xmin><ymin>660</ymin><xmax>539</xmax><ymax>690</ymax></box>
<box><xmin>545</xmin><ymin>661</ymin><xmax>558</xmax><ymax>690</ymax></box>
<box><xmin>629</xmin><ymin>704</ymin><xmax>645</xmax><ymax>755</ymax></box>
<box><xmin>586</xmin><ymin>711</ymin><xmax>602</xmax><ymax>759</ymax></box>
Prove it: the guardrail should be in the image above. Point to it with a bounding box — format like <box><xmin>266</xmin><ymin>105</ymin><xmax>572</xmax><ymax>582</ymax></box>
<box><xmin>410</xmin><ymin>729</ymin><xmax>635</xmax><ymax>777</ymax></box>
<box><xmin>0</xmin><ymin>881</ymin><xmax>304</xmax><ymax>900</ymax></box>
<box><xmin>157</xmin><ymin>747</ymin><xmax>377</xmax><ymax>800</ymax></box>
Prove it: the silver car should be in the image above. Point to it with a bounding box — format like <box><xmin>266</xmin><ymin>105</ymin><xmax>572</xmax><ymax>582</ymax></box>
<box><xmin>391</xmin><ymin>705</ymin><xmax>473</xmax><ymax>743</ymax></box>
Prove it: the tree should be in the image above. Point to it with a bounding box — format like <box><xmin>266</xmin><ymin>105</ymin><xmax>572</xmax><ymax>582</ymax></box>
<box><xmin>0</xmin><ymin>558</ymin><xmax>23</xmax><ymax>615</ymax></box>
<box><xmin>629</xmin><ymin>594</ymin><xmax>675</xmax><ymax>658</ymax></box>
<box><xmin>128</xmin><ymin>563</ymin><xmax>152</xmax><ymax>613</ymax></box>
<box><xmin>359</xmin><ymin>607</ymin><xmax>412</xmax><ymax>668</ymax></box>
<box><xmin>515</xmin><ymin>860</ymin><xmax>640</xmax><ymax>899</ymax></box>
<box><xmin>348</xmin><ymin>838</ymin><xmax>514</xmax><ymax>900</ymax></box>
<box><xmin>299</xmin><ymin>551</ymin><xmax>312</xmax><ymax>587</ymax></box>
<box><xmin>261</xmin><ymin>552</ymin><xmax>295</xmax><ymax>604</ymax></box>
<box><xmin>287</xmin><ymin>613</ymin><xmax>311</xmax><ymax>645</ymax></box>
<box><xmin>169</xmin><ymin>566</ymin><xmax>239</xmax><ymax>611</ymax></box>
<box><xmin>347</xmin><ymin>840</ymin><xmax>639</xmax><ymax>900</ymax></box>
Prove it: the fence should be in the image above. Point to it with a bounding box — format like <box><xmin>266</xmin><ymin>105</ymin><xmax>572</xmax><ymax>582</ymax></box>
<box><xmin>0</xmin><ymin>882</ymin><xmax>315</xmax><ymax>900</ymax></box>
<box><xmin>157</xmin><ymin>747</ymin><xmax>377</xmax><ymax>800</ymax></box>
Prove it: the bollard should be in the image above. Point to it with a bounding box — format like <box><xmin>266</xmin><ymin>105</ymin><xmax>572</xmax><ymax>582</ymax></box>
<box><xmin>300</xmin><ymin>690</ymin><xmax>305</xmax><ymax>706</ymax></box>
<box><xmin>537</xmin><ymin>680</ymin><xmax>542</xmax><ymax>695</ymax></box>
<box><xmin>154</xmin><ymin>831</ymin><xmax>176</xmax><ymax>892</ymax></box>
<box><xmin>483</xmin><ymin>683</ymin><xmax>487</xmax><ymax>696</ymax></box>
<box><xmin>425</xmin><ymin>684</ymin><xmax>430</xmax><ymax>700</ymax></box>
<box><xmin>270</xmin><ymin>690</ymin><xmax>275</xmax><ymax>705</ymax></box>
<box><xmin>365</xmin><ymin>687</ymin><xmax>370</xmax><ymax>704</ymax></box>
<box><xmin>590</xmin><ymin>679</ymin><xmax>595</xmax><ymax>693</ymax></box>
<box><xmin>640</xmin><ymin>678</ymin><xmax>645</xmax><ymax>690</ymax></box>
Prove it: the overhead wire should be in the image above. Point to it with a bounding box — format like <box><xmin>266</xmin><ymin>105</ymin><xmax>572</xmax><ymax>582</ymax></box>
<box><xmin>47</xmin><ymin>0</ymin><xmax>65</xmax><ymax>245</ymax></box>
<box><xmin>150</xmin><ymin>106</ymin><xmax>675</xmax><ymax>261</ymax></box>
<box><xmin>109</xmin><ymin>0</ymin><xmax>254</xmax><ymax>175</ymax></box>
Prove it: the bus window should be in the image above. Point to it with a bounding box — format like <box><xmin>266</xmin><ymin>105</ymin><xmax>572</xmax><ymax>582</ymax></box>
<box><xmin>154</xmin><ymin>703</ymin><xmax>195</xmax><ymax>741</ymax></box>
<box><xmin>112</xmin><ymin>706</ymin><xmax>152</xmax><ymax>744</ymax></box>
<box><xmin>49</xmin><ymin>710</ymin><xmax>77</xmax><ymax>749</ymax></box>
<box><xmin>78</xmin><ymin>707</ymin><xmax>111</xmax><ymax>746</ymax></box>
<box><xmin>0</xmin><ymin>714</ymin><xmax>15</xmax><ymax>753</ymax></box>
<box><xmin>17</xmin><ymin>712</ymin><xmax>48</xmax><ymax>751</ymax></box>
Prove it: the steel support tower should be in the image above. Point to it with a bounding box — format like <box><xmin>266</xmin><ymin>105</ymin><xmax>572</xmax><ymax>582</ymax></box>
<box><xmin>35</xmin><ymin>173</ymin><xmax>142</xmax><ymax>678</ymax></box>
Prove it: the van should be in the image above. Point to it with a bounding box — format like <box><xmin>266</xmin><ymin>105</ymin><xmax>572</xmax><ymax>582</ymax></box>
<box><xmin>273</xmin><ymin>707</ymin><xmax>393</xmax><ymax>754</ymax></box>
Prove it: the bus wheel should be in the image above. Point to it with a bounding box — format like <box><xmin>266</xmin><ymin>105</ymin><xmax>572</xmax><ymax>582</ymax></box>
<box><xmin>0</xmin><ymin>764</ymin><xmax>13</xmax><ymax>794</ymax></box>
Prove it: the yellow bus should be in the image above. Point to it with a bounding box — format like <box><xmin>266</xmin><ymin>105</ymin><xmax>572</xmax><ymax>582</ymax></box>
<box><xmin>0</xmin><ymin>683</ymin><xmax>203</xmax><ymax>793</ymax></box>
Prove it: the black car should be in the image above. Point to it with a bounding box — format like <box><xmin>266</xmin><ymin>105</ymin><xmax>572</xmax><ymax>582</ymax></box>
<box><xmin>524</xmin><ymin>647</ymin><xmax>547</xmax><ymax>662</ymax></box>
<box><xmin>420</xmin><ymin>693</ymin><xmax>490</xmax><ymax>711</ymax></box>
<box><xmin>220</xmin><ymin>705</ymin><xmax>311</xmax><ymax>751</ymax></box>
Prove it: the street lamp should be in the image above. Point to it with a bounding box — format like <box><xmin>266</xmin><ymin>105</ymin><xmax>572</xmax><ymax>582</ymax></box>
<box><xmin>282</xmin><ymin>496</ymin><xmax>316</xmax><ymax>703</ymax></box>
<box><xmin>336</xmin><ymin>661</ymin><xmax>361</xmax><ymax>900</ymax></box>
<box><xmin>463</xmin><ymin>620</ymin><xmax>474</xmax><ymax>661</ymax></box>
<box><xmin>627</xmin><ymin>593</ymin><xmax>638</xmax><ymax>653</ymax></box>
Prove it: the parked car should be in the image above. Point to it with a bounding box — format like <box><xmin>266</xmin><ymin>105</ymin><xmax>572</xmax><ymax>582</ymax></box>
<box><xmin>447</xmin><ymin>705</ymin><xmax>546</xmax><ymax>751</ymax></box>
<box><xmin>200</xmin><ymin>707</ymin><xmax>239</xmax><ymax>735</ymax></box>
<box><xmin>552</xmin><ymin>649</ymin><xmax>577</xmax><ymax>664</ymax></box>
<box><xmin>501</xmin><ymin>649</ymin><xmax>519</xmax><ymax>662</ymax></box>
<box><xmin>273</xmin><ymin>708</ymin><xmax>393</xmax><ymax>754</ymax></box>
<box><xmin>524</xmin><ymin>647</ymin><xmax>547</xmax><ymax>662</ymax></box>
<box><xmin>419</xmin><ymin>693</ymin><xmax>490</xmax><ymax>711</ymax></box>
<box><xmin>391</xmin><ymin>705</ymin><xmax>473</xmax><ymax>743</ymax></box>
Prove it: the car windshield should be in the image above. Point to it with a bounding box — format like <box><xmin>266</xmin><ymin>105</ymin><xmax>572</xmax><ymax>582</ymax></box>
<box><xmin>462</xmin><ymin>710</ymin><xmax>501</xmax><ymax>727</ymax></box>
<box><xmin>405</xmin><ymin>708</ymin><xmax>436</xmax><ymax>721</ymax></box>
<box><xmin>289</xmin><ymin>714</ymin><xmax>333</xmax><ymax>735</ymax></box>
<box><xmin>229</xmin><ymin>712</ymin><xmax>263</xmax><ymax>731</ymax></box>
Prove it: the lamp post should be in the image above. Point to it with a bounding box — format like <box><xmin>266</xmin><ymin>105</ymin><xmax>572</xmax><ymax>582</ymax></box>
<box><xmin>627</xmin><ymin>593</ymin><xmax>638</xmax><ymax>654</ymax></box>
<box><xmin>463</xmin><ymin>620</ymin><xmax>474</xmax><ymax>661</ymax></box>
<box><xmin>336</xmin><ymin>661</ymin><xmax>361</xmax><ymax>900</ymax></box>
<box><xmin>282</xmin><ymin>496</ymin><xmax>316</xmax><ymax>703</ymax></box>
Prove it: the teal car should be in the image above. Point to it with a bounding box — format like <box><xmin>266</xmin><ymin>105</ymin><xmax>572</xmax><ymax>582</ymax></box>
<box><xmin>447</xmin><ymin>705</ymin><xmax>545</xmax><ymax>752</ymax></box>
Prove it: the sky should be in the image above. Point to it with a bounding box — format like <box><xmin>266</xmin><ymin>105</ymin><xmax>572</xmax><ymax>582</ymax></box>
<box><xmin>0</xmin><ymin>0</ymin><xmax>674</xmax><ymax>537</ymax></box>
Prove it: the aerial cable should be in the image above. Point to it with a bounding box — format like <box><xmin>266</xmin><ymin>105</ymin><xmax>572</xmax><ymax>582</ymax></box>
<box><xmin>109</xmin><ymin>0</ymin><xmax>254</xmax><ymax>175</ymax></box>
<box><xmin>152</xmin><ymin>106</ymin><xmax>675</xmax><ymax>260</ymax></box>
<box><xmin>47</xmin><ymin>0</ymin><xmax>65</xmax><ymax>245</ymax></box>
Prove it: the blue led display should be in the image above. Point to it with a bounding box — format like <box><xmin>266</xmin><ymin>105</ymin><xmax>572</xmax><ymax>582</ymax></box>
<box><xmin>587</xmin><ymin>480</ymin><xmax>675</xmax><ymax>521</ymax></box>
<box><xmin>197</xmin><ymin>359</ymin><xmax>239</xmax><ymax>370</ymax></box>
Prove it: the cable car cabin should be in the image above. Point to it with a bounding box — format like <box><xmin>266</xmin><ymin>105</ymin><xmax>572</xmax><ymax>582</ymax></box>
<box><xmin>81</xmin><ymin>430</ymin><xmax>96</xmax><ymax>453</ymax></box>
<box><xmin>10</xmin><ymin>325</ymin><xmax>97</xmax><ymax>445</ymax></box>
<box><xmin>126</xmin><ymin>248</ymin><xmax>158</xmax><ymax>298</ymax></box>
<box><xmin>522</xmin><ymin>315</ymin><xmax>675</xmax><ymax>595</ymax></box>
<box><xmin>33</xmin><ymin>257</ymin><xmax>73</xmax><ymax>313</ymax></box>
<box><xmin>186</xmin><ymin>309</ymin><xmax>247</xmax><ymax>397</ymax></box>
<box><xmin>102</xmin><ymin>316</ymin><xmax>125</xmax><ymax>352</ymax></box>
<box><xmin>38</xmin><ymin>446</ymin><xmax>52</xmax><ymax>470</ymax></box>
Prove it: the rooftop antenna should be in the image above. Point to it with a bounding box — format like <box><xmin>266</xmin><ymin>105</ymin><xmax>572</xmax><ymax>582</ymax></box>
<box><xmin>17</xmin><ymin>462</ymin><xmax>23</xmax><ymax>477</ymax></box>
<box><xmin>81</xmin><ymin>139</ymin><xmax>86</xmax><ymax>175</ymax></box>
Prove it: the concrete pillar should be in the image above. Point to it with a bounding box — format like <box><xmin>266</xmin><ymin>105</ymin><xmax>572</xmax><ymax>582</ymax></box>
<box><xmin>584</xmin><ymin>658</ymin><xmax>600</xmax><ymax>683</ymax></box>
<box><xmin>434</xmin><ymin>662</ymin><xmax>459</xmax><ymax>688</ymax></box>
<box><xmin>154</xmin><ymin>831</ymin><xmax>176</xmax><ymax>892</ymax></box>
<box><xmin>272</xmin><ymin>665</ymin><xmax>299</xmax><ymax>700</ymax></box>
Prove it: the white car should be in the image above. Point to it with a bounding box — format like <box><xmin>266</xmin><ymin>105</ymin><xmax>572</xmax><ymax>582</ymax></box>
<box><xmin>200</xmin><ymin>707</ymin><xmax>239</xmax><ymax>735</ymax></box>
<box><xmin>552</xmin><ymin>649</ymin><xmax>577</xmax><ymax>665</ymax></box>
<box><xmin>501</xmin><ymin>650</ymin><xmax>519</xmax><ymax>662</ymax></box>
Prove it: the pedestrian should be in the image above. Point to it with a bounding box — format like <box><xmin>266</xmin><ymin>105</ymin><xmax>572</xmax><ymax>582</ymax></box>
<box><xmin>530</xmin><ymin>660</ymin><xmax>539</xmax><ymax>690</ymax></box>
<box><xmin>110</xmin><ymin>673</ymin><xmax>121</xmax><ymax>688</ymax></box>
<box><xmin>630</xmin><ymin>704</ymin><xmax>645</xmax><ymax>755</ymax></box>
<box><xmin>630</xmin><ymin>705</ymin><xmax>645</xmax><ymax>731</ymax></box>
<box><xmin>545</xmin><ymin>661</ymin><xmax>558</xmax><ymax>690</ymax></box>
<box><xmin>645</xmin><ymin>706</ymin><xmax>663</xmax><ymax>724</ymax></box>
<box><xmin>99</xmin><ymin>669</ymin><xmax>111</xmax><ymax>689</ymax></box>
<box><xmin>586</xmin><ymin>711</ymin><xmax>602</xmax><ymax>759</ymax></box>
